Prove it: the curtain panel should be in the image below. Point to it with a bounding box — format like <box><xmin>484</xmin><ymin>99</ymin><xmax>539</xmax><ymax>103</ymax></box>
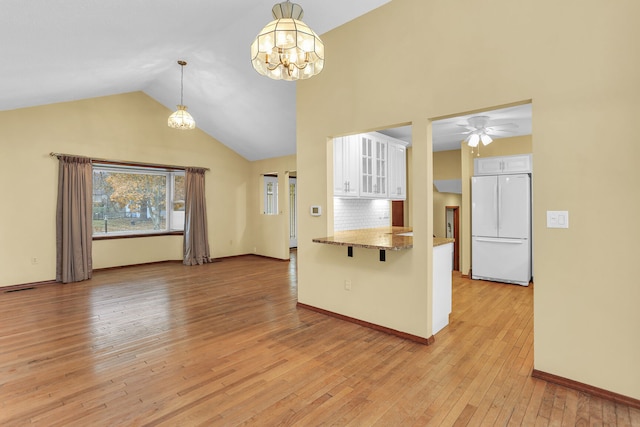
<box><xmin>183</xmin><ymin>167</ymin><xmax>212</xmax><ymax>265</ymax></box>
<box><xmin>56</xmin><ymin>155</ymin><xmax>93</xmax><ymax>283</ymax></box>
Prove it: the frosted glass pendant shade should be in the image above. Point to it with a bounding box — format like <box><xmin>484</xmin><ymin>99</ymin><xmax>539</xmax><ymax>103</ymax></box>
<box><xmin>251</xmin><ymin>1</ymin><xmax>324</xmax><ymax>81</ymax></box>
<box><xmin>480</xmin><ymin>133</ymin><xmax>493</xmax><ymax>145</ymax></box>
<box><xmin>168</xmin><ymin>105</ymin><xmax>196</xmax><ymax>130</ymax></box>
<box><xmin>467</xmin><ymin>133</ymin><xmax>480</xmax><ymax>147</ymax></box>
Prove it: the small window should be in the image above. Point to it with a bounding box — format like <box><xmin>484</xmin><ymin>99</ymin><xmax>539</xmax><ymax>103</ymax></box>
<box><xmin>263</xmin><ymin>175</ymin><xmax>278</xmax><ymax>215</ymax></box>
<box><xmin>92</xmin><ymin>164</ymin><xmax>185</xmax><ymax>237</ymax></box>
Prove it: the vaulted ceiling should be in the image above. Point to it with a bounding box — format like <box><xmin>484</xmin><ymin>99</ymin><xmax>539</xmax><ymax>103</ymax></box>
<box><xmin>1</xmin><ymin>0</ymin><xmax>390</xmax><ymax>161</ymax></box>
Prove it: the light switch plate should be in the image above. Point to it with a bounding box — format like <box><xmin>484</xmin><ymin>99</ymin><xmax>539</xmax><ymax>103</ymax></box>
<box><xmin>547</xmin><ymin>210</ymin><xmax>569</xmax><ymax>228</ymax></box>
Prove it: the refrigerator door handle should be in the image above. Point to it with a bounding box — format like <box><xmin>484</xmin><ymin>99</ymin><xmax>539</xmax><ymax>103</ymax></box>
<box><xmin>475</xmin><ymin>237</ymin><xmax>525</xmax><ymax>244</ymax></box>
<box><xmin>493</xmin><ymin>182</ymin><xmax>498</xmax><ymax>232</ymax></box>
<box><xmin>498</xmin><ymin>182</ymin><xmax>502</xmax><ymax>231</ymax></box>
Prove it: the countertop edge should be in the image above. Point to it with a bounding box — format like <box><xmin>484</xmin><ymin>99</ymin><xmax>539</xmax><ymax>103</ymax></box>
<box><xmin>312</xmin><ymin>227</ymin><xmax>453</xmax><ymax>251</ymax></box>
<box><xmin>311</xmin><ymin>238</ymin><xmax>413</xmax><ymax>251</ymax></box>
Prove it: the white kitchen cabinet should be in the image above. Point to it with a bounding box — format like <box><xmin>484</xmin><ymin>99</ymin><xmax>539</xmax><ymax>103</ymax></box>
<box><xmin>333</xmin><ymin>135</ymin><xmax>360</xmax><ymax>197</ymax></box>
<box><xmin>359</xmin><ymin>133</ymin><xmax>388</xmax><ymax>198</ymax></box>
<box><xmin>474</xmin><ymin>154</ymin><xmax>532</xmax><ymax>175</ymax></box>
<box><xmin>387</xmin><ymin>141</ymin><xmax>407</xmax><ymax>200</ymax></box>
<box><xmin>333</xmin><ymin>132</ymin><xmax>407</xmax><ymax>199</ymax></box>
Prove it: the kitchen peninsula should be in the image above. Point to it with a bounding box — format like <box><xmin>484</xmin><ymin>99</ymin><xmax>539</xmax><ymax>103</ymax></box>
<box><xmin>312</xmin><ymin>226</ymin><xmax>453</xmax><ymax>255</ymax></box>
<box><xmin>313</xmin><ymin>227</ymin><xmax>455</xmax><ymax>337</ymax></box>
<box><xmin>312</xmin><ymin>226</ymin><xmax>414</xmax><ymax>261</ymax></box>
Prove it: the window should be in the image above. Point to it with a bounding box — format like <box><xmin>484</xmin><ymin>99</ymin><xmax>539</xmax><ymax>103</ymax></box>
<box><xmin>263</xmin><ymin>174</ymin><xmax>278</xmax><ymax>215</ymax></box>
<box><xmin>92</xmin><ymin>164</ymin><xmax>185</xmax><ymax>237</ymax></box>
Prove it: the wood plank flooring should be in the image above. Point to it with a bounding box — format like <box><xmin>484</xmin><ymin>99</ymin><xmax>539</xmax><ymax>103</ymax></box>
<box><xmin>1</xmin><ymin>252</ymin><xmax>638</xmax><ymax>426</ymax></box>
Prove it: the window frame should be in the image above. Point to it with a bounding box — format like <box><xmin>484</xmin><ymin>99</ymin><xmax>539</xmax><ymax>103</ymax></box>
<box><xmin>92</xmin><ymin>162</ymin><xmax>185</xmax><ymax>240</ymax></box>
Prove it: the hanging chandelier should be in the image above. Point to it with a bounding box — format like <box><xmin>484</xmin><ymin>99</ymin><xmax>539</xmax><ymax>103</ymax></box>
<box><xmin>168</xmin><ymin>60</ymin><xmax>196</xmax><ymax>130</ymax></box>
<box><xmin>250</xmin><ymin>0</ymin><xmax>324</xmax><ymax>81</ymax></box>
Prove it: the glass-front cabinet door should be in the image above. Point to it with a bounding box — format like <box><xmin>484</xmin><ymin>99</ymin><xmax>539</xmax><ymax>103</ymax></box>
<box><xmin>360</xmin><ymin>134</ymin><xmax>387</xmax><ymax>198</ymax></box>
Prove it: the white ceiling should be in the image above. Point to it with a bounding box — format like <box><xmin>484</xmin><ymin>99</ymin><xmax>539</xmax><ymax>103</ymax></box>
<box><xmin>1</xmin><ymin>0</ymin><xmax>390</xmax><ymax>161</ymax></box>
<box><xmin>379</xmin><ymin>104</ymin><xmax>532</xmax><ymax>152</ymax></box>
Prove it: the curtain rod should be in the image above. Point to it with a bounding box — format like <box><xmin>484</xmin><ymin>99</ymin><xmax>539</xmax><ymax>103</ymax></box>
<box><xmin>49</xmin><ymin>152</ymin><xmax>210</xmax><ymax>171</ymax></box>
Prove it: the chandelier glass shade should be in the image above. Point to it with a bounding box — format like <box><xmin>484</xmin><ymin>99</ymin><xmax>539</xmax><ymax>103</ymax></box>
<box><xmin>168</xmin><ymin>60</ymin><xmax>196</xmax><ymax>130</ymax></box>
<box><xmin>251</xmin><ymin>1</ymin><xmax>324</xmax><ymax>81</ymax></box>
<box><xmin>168</xmin><ymin>105</ymin><xmax>195</xmax><ymax>130</ymax></box>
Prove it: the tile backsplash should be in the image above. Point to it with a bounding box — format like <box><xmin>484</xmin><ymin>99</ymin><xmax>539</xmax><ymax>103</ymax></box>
<box><xmin>334</xmin><ymin>198</ymin><xmax>390</xmax><ymax>231</ymax></box>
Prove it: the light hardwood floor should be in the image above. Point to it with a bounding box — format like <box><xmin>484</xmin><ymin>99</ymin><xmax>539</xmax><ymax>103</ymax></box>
<box><xmin>1</xmin><ymin>252</ymin><xmax>638</xmax><ymax>426</ymax></box>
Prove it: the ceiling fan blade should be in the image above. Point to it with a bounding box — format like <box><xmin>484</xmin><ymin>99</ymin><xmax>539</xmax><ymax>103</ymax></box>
<box><xmin>487</xmin><ymin>123</ymin><xmax>518</xmax><ymax>130</ymax></box>
<box><xmin>486</xmin><ymin>129</ymin><xmax>516</xmax><ymax>135</ymax></box>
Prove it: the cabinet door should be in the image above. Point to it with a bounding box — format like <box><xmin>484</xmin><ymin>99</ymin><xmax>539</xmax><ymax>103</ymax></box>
<box><xmin>360</xmin><ymin>134</ymin><xmax>388</xmax><ymax>198</ymax></box>
<box><xmin>502</xmin><ymin>154</ymin><xmax>532</xmax><ymax>173</ymax></box>
<box><xmin>474</xmin><ymin>157</ymin><xmax>503</xmax><ymax>175</ymax></box>
<box><xmin>343</xmin><ymin>135</ymin><xmax>360</xmax><ymax>196</ymax></box>
<box><xmin>360</xmin><ymin>134</ymin><xmax>375</xmax><ymax>197</ymax></box>
<box><xmin>333</xmin><ymin>136</ymin><xmax>347</xmax><ymax>196</ymax></box>
<box><xmin>387</xmin><ymin>142</ymin><xmax>406</xmax><ymax>200</ymax></box>
<box><xmin>333</xmin><ymin>136</ymin><xmax>359</xmax><ymax>197</ymax></box>
<box><xmin>475</xmin><ymin>154</ymin><xmax>532</xmax><ymax>175</ymax></box>
<box><xmin>374</xmin><ymin>138</ymin><xmax>388</xmax><ymax>197</ymax></box>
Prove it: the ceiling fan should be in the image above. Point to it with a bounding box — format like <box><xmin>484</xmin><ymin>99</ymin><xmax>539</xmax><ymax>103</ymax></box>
<box><xmin>459</xmin><ymin>115</ymin><xmax>518</xmax><ymax>147</ymax></box>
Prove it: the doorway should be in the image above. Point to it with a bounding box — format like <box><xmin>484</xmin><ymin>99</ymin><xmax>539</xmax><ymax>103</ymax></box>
<box><xmin>392</xmin><ymin>200</ymin><xmax>404</xmax><ymax>227</ymax></box>
<box><xmin>289</xmin><ymin>176</ymin><xmax>297</xmax><ymax>248</ymax></box>
<box><xmin>446</xmin><ymin>206</ymin><xmax>460</xmax><ymax>271</ymax></box>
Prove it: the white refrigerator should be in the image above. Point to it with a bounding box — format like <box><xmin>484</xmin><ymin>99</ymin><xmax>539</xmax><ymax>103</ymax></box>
<box><xmin>471</xmin><ymin>173</ymin><xmax>531</xmax><ymax>286</ymax></box>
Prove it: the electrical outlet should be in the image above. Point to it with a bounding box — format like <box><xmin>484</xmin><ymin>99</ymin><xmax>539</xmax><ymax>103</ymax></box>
<box><xmin>344</xmin><ymin>280</ymin><xmax>352</xmax><ymax>291</ymax></box>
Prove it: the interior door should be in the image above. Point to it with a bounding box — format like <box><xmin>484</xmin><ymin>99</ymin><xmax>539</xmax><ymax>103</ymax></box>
<box><xmin>446</xmin><ymin>206</ymin><xmax>460</xmax><ymax>271</ymax></box>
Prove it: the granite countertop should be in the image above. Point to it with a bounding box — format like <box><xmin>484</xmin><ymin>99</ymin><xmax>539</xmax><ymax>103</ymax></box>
<box><xmin>312</xmin><ymin>227</ymin><xmax>454</xmax><ymax>251</ymax></box>
<box><xmin>433</xmin><ymin>237</ymin><xmax>455</xmax><ymax>247</ymax></box>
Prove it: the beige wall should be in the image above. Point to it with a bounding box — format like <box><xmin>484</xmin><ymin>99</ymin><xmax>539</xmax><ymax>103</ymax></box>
<box><xmin>0</xmin><ymin>92</ymin><xmax>252</xmax><ymax>285</ymax></box>
<box><xmin>433</xmin><ymin>149</ymin><xmax>461</xmax><ymax>180</ymax></box>
<box><xmin>297</xmin><ymin>0</ymin><xmax>639</xmax><ymax>400</ymax></box>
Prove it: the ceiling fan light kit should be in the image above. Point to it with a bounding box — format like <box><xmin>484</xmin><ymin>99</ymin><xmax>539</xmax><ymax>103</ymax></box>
<box><xmin>461</xmin><ymin>115</ymin><xmax>518</xmax><ymax>154</ymax></box>
<box><xmin>168</xmin><ymin>60</ymin><xmax>196</xmax><ymax>130</ymax></box>
<box><xmin>251</xmin><ymin>0</ymin><xmax>324</xmax><ymax>81</ymax></box>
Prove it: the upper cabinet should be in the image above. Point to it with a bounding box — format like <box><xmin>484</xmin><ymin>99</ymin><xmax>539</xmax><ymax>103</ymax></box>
<box><xmin>387</xmin><ymin>141</ymin><xmax>407</xmax><ymax>200</ymax></box>
<box><xmin>474</xmin><ymin>154</ymin><xmax>532</xmax><ymax>175</ymax></box>
<box><xmin>359</xmin><ymin>133</ymin><xmax>388</xmax><ymax>198</ymax></box>
<box><xmin>333</xmin><ymin>135</ymin><xmax>360</xmax><ymax>197</ymax></box>
<box><xmin>333</xmin><ymin>132</ymin><xmax>407</xmax><ymax>200</ymax></box>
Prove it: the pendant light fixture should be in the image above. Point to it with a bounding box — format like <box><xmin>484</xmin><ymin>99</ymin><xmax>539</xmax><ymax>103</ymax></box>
<box><xmin>168</xmin><ymin>60</ymin><xmax>196</xmax><ymax>130</ymax></box>
<box><xmin>251</xmin><ymin>0</ymin><xmax>324</xmax><ymax>81</ymax></box>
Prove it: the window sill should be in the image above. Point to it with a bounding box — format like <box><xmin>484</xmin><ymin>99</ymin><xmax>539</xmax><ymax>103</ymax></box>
<box><xmin>93</xmin><ymin>231</ymin><xmax>184</xmax><ymax>241</ymax></box>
